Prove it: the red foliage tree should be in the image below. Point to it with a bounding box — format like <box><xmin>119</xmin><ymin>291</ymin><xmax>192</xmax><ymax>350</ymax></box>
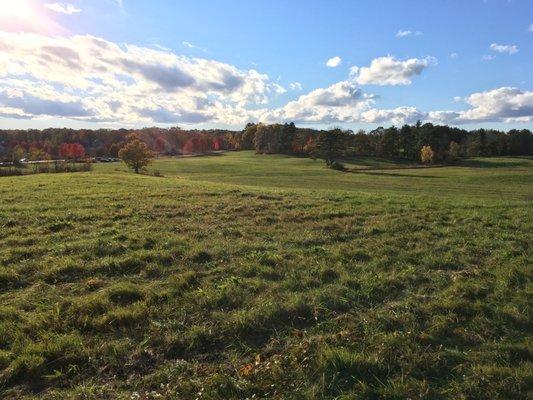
<box><xmin>59</xmin><ymin>143</ymin><xmax>86</xmax><ymax>159</ymax></box>
<box><xmin>182</xmin><ymin>139</ymin><xmax>194</xmax><ymax>154</ymax></box>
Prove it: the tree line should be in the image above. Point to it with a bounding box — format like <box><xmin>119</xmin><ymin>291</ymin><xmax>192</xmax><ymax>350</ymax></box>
<box><xmin>0</xmin><ymin>122</ymin><xmax>531</xmax><ymax>164</ymax></box>
<box><xmin>245</xmin><ymin>122</ymin><xmax>533</xmax><ymax>162</ymax></box>
<box><xmin>0</xmin><ymin>127</ymin><xmax>238</xmax><ymax>163</ymax></box>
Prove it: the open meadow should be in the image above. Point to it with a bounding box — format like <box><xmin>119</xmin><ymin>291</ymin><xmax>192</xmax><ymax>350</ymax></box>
<box><xmin>0</xmin><ymin>152</ymin><xmax>532</xmax><ymax>399</ymax></box>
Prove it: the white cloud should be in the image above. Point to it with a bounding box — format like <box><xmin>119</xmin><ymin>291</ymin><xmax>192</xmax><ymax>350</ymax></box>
<box><xmin>490</xmin><ymin>43</ymin><xmax>518</xmax><ymax>54</ymax></box>
<box><xmin>396</xmin><ymin>29</ymin><xmax>412</xmax><ymax>37</ymax></box>
<box><xmin>0</xmin><ymin>32</ymin><xmax>284</xmax><ymax>125</ymax></box>
<box><xmin>182</xmin><ymin>41</ymin><xmax>207</xmax><ymax>52</ymax></box>
<box><xmin>482</xmin><ymin>54</ymin><xmax>495</xmax><ymax>61</ymax></box>
<box><xmin>326</xmin><ymin>56</ymin><xmax>342</xmax><ymax>68</ymax></box>
<box><xmin>0</xmin><ymin>87</ymin><xmax>89</xmax><ymax>117</ymax></box>
<box><xmin>261</xmin><ymin>85</ymin><xmax>533</xmax><ymax>126</ymax></box>
<box><xmin>44</xmin><ymin>3</ymin><xmax>81</xmax><ymax>14</ymax></box>
<box><xmin>449</xmin><ymin>52</ymin><xmax>458</xmax><ymax>59</ymax></box>
<box><xmin>356</xmin><ymin>87</ymin><xmax>533</xmax><ymax>126</ymax></box>
<box><xmin>289</xmin><ymin>82</ymin><xmax>302</xmax><ymax>90</ymax></box>
<box><xmin>528</xmin><ymin>23</ymin><xmax>533</xmax><ymax>32</ymax></box>
<box><xmin>395</xmin><ymin>29</ymin><xmax>422</xmax><ymax>38</ymax></box>
<box><xmin>271</xmin><ymin>83</ymin><xmax>287</xmax><ymax>94</ymax></box>
<box><xmin>457</xmin><ymin>87</ymin><xmax>533</xmax><ymax>123</ymax></box>
<box><xmin>361</xmin><ymin>107</ymin><xmax>425</xmax><ymax>125</ymax></box>
<box><xmin>353</xmin><ymin>56</ymin><xmax>436</xmax><ymax>86</ymax></box>
<box><xmin>0</xmin><ymin>32</ymin><xmax>529</xmax><ymax>128</ymax></box>
<box><xmin>429</xmin><ymin>88</ymin><xmax>533</xmax><ymax>124</ymax></box>
<box><xmin>259</xmin><ymin>80</ymin><xmax>375</xmax><ymax>124</ymax></box>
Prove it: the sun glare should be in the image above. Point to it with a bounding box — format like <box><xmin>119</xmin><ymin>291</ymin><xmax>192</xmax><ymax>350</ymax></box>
<box><xmin>0</xmin><ymin>0</ymin><xmax>33</xmax><ymax>19</ymax></box>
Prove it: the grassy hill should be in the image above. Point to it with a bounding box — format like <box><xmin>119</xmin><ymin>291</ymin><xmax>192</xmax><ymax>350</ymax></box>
<box><xmin>0</xmin><ymin>152</ymin><xmax>531</xmax><ymax>399</ymax></box>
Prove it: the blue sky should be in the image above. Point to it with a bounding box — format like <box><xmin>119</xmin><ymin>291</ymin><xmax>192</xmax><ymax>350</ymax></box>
<box><xmin>0</xmin><ymin>0</ymin><xmax>531</xmax><ymax>130</ymax></box>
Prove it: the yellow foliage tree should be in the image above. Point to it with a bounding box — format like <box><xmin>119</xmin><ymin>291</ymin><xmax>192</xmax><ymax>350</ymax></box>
<box><xmin>420</xmin><ymin>145</ymin><xmax>434</xmax><ymax>164</ymax></box>
<box><xmin>118</xmin><ymin>139</ymin><xmax>154</xmax><ymax>173</ymax></box>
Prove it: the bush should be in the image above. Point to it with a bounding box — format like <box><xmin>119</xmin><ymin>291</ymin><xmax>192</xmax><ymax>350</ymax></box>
<box><xmin>53</xmin><ymin>161</ymin><xmax>92</xmax><ymax>173</ymax></box>
<box><xmin>0</xmin><ymin>167</ymin><xmax>23</xmax><ymax>177</ymax></box>
<box><xmin>0</xmin><ymin>162</ymin><xmax>91</xmax><ymax>177</ymax></box>
<box><xmin>329</xmin><ymin>160</ymin><xmax>346</xmax><ymax>171</ymax></box>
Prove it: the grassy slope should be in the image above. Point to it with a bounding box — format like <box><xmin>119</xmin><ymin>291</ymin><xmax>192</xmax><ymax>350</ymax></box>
<box><xmin>0</xmin><ymin>152</ymin><xmax>531</xmax><ymax>399</ymax></box>
<box><xmin>101</xmin><ymin>152</ymin><xmax>533</xmax><ymax>199</ymax></box>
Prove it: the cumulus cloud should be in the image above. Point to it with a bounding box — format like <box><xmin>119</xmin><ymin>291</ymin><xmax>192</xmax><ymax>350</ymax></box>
<box><xmin>0</xmin><ymin>32</ymin><xmax>284</xmax><ymax>124</ymax></box>
<box><xmin>456</xmin><ymin>87</ymin><xmax>533</xmax><ymax>123</ymax></box>
<box><xmin>259</xmin><ymin>80</ymin><xmax>375</xmax><ymax>123</ymax></box>
<box><xmin>44</xmin><ymin>3</ymin><xmax>81</xmax><ymax>14</ymax></box>
<box><xmin>361</xmin><ymin>107</ymin><xmax>426</xmax><ymax>125</ymax></box>
<box><xmin>0</xmin><ymin>85</ymin><xmax>91</xmax><ymax>119</ymax></box>
<box><xmin>490</xmin><ymin>43</ymin><xmax>518</xmax><ymax>54</ymax></box>
<box><xmin>348</xmin><ymin>66</ymin><xmax>359</xmax><ymax>77</ymax></box>
<box><xmin>0</xmin><ymin>32</ymin><xmax>529</xmax><ymax>128</ymax></box>
<box><xmin>326</xmin><ymin>56</ymin><xmax>342</xmax><ymax>67</ymax></box>
<box><xmin>0</xmin><ymin>90</ymin><xmax>89</xmax><ymax>117</ymax></box>
<box><xmin>395</xmin><ymin>29</ymin><xmax>422</xmax><ymax>38</ymax></box>
<box><xmin>137</xmin><ymin>106</ymin><xmax>213</xmax><ymax>124</ymax></box>
<box><xmin>258</xmin><ymin>81</ymin><xmax>422</xmax><ymax>126</ymax></box>
<box><xmin>353</xmin><ymin>56</ymin><xmax>436</xmax><ymax>86</ymax></box>
<box><xmin>260</xmin><ymin>85</ymin><xmax>533</xmax><ymax>126</ymax></box>
<box><xmin>427</xmin><ymin>88</ymin><xmax>533</xmax><ymax>124</ymax></box>
<box><xmin>289</xmin><ymin>82</ymin><xmax>303</xmax><ymax>91</ymax></box>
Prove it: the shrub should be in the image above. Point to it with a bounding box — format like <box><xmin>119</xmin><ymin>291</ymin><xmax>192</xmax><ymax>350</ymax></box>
<box><xmin>0</xmin><ymin>162</ymin><xmax>92</xmax><ymax>177</ymax></box>
<box><xmin>329</xmin><ymin>160</ymin><xmax>346</xmax><ymax>171</ymax></box>
<box><xmin>0</xmin><ymin>167</ymin><xmax>23</xmax><ymax>177</ymax></box>
<box><xmin>53</xmin><ymin>161</ymin><xmax>92</xmax><ymax>173</ymax></box>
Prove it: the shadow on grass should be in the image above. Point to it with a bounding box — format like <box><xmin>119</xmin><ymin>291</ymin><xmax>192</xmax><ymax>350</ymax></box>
<box><xmin>458</xmin><ymin>157</ymin><xmax>532</xmax><ymax>168</ymax></box>
<box><xmin>340</xmin><ymin>156</ymin><xmax>414</xmax><ymax>168</ymax></box>
<box><xmin>175</xmin><ymin>151</ymin><xmax>228</xmax><ymax>158</ymax></box>
<box><xmin>350</xmin><ymin>170</ymin><xmax>442</xmax><ymax>178</ymax></box>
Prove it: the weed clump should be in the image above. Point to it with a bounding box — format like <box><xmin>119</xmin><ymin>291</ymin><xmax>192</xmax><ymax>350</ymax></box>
<box><xmin>191</xmin><ymin>250</ymin><xmax>213</xmax><ymax>264</ymax></box>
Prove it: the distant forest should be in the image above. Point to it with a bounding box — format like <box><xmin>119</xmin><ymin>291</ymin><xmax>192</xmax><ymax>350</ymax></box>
<box><xmin>0</xmin><ymin>122</ymin><xmax>532</xmax><ymax>163</ymax></box>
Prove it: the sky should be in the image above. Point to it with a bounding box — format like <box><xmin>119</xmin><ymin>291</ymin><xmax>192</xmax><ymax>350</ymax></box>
<box><xmin>0</xmin><ymin>0</ymin><xmax>531</xmax><ymax>131</ymax></box>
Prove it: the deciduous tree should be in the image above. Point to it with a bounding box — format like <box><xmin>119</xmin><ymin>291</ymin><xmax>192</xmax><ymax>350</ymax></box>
<box><xmin>420</xmin><ymin>145</ymin><xmax>434</xmax><ymax>164</ymax></box>
<box><xmin>447</xmin><ymin>141</ymin><xmax>460</xmax><ymax>162</ymax></box>
<box><xmin>118</xmin><ymin>139</ymin><xmax>154</xmax><ymax>173</ymax></box>
<box><xmin>315</xmin><ymin>128</ymin><xmax>346</xmax><ymax>167</ymax></box>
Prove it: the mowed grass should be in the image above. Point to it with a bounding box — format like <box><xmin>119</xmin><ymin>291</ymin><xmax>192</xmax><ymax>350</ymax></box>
<box><xmin>100</xmin><ymin>152</ymin><xmax>533</xmax><ymax>199</ymax></box>
<box><xmin>0</xmin><ymin>152</ymin><xmax>531</xmax><ymax>399</ymax></box>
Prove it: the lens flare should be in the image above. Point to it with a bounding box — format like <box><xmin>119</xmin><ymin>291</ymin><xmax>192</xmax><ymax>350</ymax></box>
<box><xmin>0</xmin><ymin>1</ymin><xmax>33</xmax><ymax>19</ymax></box>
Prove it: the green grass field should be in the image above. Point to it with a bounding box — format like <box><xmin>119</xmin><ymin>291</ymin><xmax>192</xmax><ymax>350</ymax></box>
<box><xmin>1</xmin><ymin>152</ymin><xmax>532</xmax><ymax>399</ymax></box>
